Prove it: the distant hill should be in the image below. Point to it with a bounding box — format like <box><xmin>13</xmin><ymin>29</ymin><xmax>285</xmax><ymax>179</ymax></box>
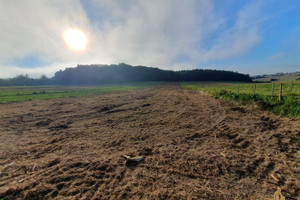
<box><xmin>0</xmin><ymin>63</ymin><xmax>252</xmax><ymax>86</ymax></box>
<box><xmin>52</xmin><ymin>63</ymin><xmax>252</xmax><ymax>85</ymax></box>
<box><xmin>252</xmin><ymin>72</ymin><xmax>300</xmax><ymax>82</ymax></box>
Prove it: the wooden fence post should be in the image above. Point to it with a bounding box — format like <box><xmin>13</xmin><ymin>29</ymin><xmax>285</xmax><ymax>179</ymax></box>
<box><xmin>272</xmin><ymin>82</ymin><xmax>274</xmax><ymax>96</ymax></box>
<box><xmin>279</xmin><ymin>83</ymin><xmax>282</xmax><ymax>101</ymax></box>
<box><xmin>254</xmin><ymin>84</ymin><xmax>256</xmax><ymax>94</ymax></box>
<box><xmin>290</xmin><ymin>81</ymin><xmax>293</xmax><ymax>95</ymax></box>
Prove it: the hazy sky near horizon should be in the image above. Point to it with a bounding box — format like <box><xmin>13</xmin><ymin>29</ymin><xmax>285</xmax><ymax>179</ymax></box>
<box><xmin>0</xmin><ymin>0</ymin><xmax>299</xmax><ymax>78</ymax></box>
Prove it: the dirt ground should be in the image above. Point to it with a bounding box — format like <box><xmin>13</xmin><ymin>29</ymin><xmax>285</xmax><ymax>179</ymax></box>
<box><xmin>0</xmin><ymin>84</ymin><xmax>299</xmax><ymax>200</ymax></box>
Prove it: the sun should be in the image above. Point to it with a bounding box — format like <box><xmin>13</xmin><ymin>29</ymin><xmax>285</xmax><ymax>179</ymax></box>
<box><xmin>63</xmin><ymin>28</ymin><xmax>88</xmax><ymax>51</ymax></box>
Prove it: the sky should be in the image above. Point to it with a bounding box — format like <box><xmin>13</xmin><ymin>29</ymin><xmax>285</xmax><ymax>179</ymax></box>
<box><xmin>0</xmin><ymin>0</ymin><xmax>299</xmax><ymax>78</ymax></box>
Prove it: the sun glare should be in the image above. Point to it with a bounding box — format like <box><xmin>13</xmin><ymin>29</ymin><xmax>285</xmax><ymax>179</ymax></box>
<box><xmin>63</xmin><ymin>28</ymin><xmax>88</xmax><ymax>51</ymax></box>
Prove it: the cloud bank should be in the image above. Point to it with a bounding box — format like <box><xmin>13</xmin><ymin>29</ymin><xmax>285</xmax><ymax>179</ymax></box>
<box><xmin>0</xmin><ymin>0</ymin><xmax>265</xmax><ymax>78</ymax></box>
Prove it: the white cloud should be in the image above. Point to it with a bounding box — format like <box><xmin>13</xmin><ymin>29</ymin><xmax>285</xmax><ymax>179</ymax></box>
<box><xmin>0</xmin><ymin>0</ymin><xmax>91</xmax><ymax>61</ymax></box>
<box><xmin>196</xmin><ymin>1</ymin><xmax>262</xmax><ymax>62</ymax></box>
<box><xmin>0</xmin><ymin>0</ymin><xmax>264</xmax><ymax>78</ymax></box>
<box><xmin>268</xmin><ymin>52</ymin><xmax>285</xmax><ymax>60</ymax></box>
<box><xmin>88</xmin><ymin>0</ymin><xmax>224</xmax><ymax>69</ymax></box>
<box><xmin>0</xmin><ymin>0</ymin><xmax>93</xmax><ymax>77</ymax></box>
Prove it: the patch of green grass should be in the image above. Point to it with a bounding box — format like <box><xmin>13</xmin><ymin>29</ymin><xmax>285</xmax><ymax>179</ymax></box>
<box><xmin>180</xmin><ymin>81</ymin><xmax>300</xmax><ymax>117</ymax></box>
<box><xmin>0</xmin><ymin>82</ymin><xmax>161</xmax><ymax>104</ymax></box>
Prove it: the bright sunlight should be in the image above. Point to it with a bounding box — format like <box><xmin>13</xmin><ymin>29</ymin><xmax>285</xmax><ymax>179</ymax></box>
<box><xmin>63</xmin><ymin>28</ymin><xmax>88</xmax><ymax>51</ymax></box>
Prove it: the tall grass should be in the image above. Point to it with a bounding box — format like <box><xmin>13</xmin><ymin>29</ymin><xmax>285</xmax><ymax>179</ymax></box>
<box><xmin>181</xmin><ymin>81</ymin><xmax>300</xmax><ymax>117</ymax></box>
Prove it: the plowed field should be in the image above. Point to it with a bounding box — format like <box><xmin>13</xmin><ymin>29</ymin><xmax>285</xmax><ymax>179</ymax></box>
<box><xmin>0</xmin><ymin>84</ymin><xmax>299</xmax><ymax>199</ymax></box>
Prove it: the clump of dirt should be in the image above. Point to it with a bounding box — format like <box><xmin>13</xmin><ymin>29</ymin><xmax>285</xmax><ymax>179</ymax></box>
<box><xmin>0</xmin><ymin>84</ymin><xmax>299</xmax><ymax>199</ymax></box>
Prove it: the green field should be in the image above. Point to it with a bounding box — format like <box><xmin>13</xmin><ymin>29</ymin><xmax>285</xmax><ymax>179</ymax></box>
<box><xmin>0</xmin><ymin>82</ymin><xmax>161</xmax><ymax>104</ymax></box>
<box><xmin>181</xmin><ymin>81</ymin><xmax>300</xmax><ymax>117</ymax></box>
<box><xmin>181</xmin><ymin>81</ymin><xmax>300</xmax><ymax>96</ymax></box>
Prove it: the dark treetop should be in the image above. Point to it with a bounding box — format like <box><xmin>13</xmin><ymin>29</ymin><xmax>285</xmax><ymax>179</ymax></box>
<box><xmin>0</xmin><ymin>63</ymin><xmax>252</xmax><ymax>86</ymax></box>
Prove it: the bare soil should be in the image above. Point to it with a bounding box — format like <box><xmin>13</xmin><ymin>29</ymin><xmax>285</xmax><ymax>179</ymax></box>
<box><xmin>0</xmin><ymin>84</ymin><xmax>299</xmax><ymax>200</ymax></box>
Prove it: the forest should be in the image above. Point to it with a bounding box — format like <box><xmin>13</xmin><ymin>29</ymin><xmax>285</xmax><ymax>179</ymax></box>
<box><xmin>0</xmin><ymin>63</ymin><xmax>252</xmax><ymax>86</ymax></box>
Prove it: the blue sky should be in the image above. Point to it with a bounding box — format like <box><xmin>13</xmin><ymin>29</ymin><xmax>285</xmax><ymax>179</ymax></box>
<box><xmin>0</xmin><ymin>0</ymin><xmax>299</xmax><ymax>78</ymax></box>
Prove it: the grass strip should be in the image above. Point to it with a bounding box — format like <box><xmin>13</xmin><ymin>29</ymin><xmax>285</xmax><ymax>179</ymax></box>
<box><xmin>0</xmin><ymin>82</ymin><xmax>161</xmax><ymax>104</ymax></box>
<box><xmin>180</xmin><ymin>82</ymin><xmax>300</xmax><ymax>118</ymax></box>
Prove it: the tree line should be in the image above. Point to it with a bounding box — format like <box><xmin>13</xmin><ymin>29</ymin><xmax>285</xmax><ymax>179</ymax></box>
<box><xmin>0</xmin><ymin>63</ymin><xmax>252</xmax><ymax>86</ymax></box>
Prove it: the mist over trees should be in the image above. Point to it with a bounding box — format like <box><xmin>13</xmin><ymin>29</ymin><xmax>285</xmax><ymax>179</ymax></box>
<box><xmin>0</xmin><ymin>74</ymin><xmax>52</xmax><ymax>86</ymax></box>
<box><xmin>0</xmin><ymin>63</ymin><xmax>252</xmax><ymax>86</ymax></box>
